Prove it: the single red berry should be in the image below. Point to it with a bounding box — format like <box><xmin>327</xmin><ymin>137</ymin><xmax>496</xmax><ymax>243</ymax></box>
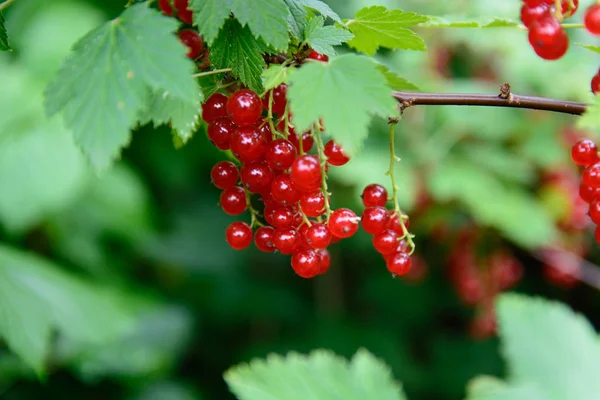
<box><xmin>202</xmin><ymin>93</ymin><xmax>228</xmax><ymax>123</ymax></box>
<box><xmin>317</xmin><ymin>249</ymin><xmax>331</xmax><ymax>274</ymax></box>
<box><xmin>288</xmin><ymin>130</ymin><xmax>314</xmax><ymax>153</ymax></box>
<box><xmin>583</xmin><ymin>162</ymin><xmax>600</xmax><ymax>188</ymax></box>
<box><xmin>304</xmin><ymin>223</ymin><xmax>332</xmax><ymax>249</ymax></box>
<box><xmin>256</xmin><ymin>120</ymin><xmax>273</xmax><ymax>144</ymax></box>
<box><xmin>227</xmin><ymin>89</ymin><xmax>262</xmax><ymax>127</ymax></box>
<box><xmin>226</xmin><ymin>221</ymin><xmax>253</xmax><ymax>250</ymax></box>
<box><xmin>207</xmin><ymin>117</ymin><xmax>235</xmax><ymax>150</ymax></box>
<box><xmin>178</xmin><ymin>29</ymin><xmax>204</xmax><ymax>59</ymax></box>
<box><xmin>299</xmin><ymin>191</ymin><xmax>325</xmax><ymax>218</ymax></box>
<box><xmin>271</xmin><ymin>207</ymin><xmax>295</xmax><ymax>229</ymax></box>
<box><xmin>579</xmin><ymin>183</ymin><xmax>600</xmax><ymax>204</ymax></box>
<box><xmin>220</xmin><ymin>186</ymin><xmax>247</xmax><ymax>215</ymax></box>
<box><xmin>386</xmin><ymin>252</ymin><xmax>412</xmax><ymax>276</ymax></box>
<box><xmin>254</xmin><ymin>226</ymin><xmax>276</xmax><ymax>252</ymax></box>
<box><xmin>589</xmin><ymin>199</ymin><xmax>600</xmax><ymax>224</ymax></box>
<box><xmin>571</xmin><ymin>139</ymin><xmax>599</xmax><ymax>166</ymax></box>
<box><xmin>528</xmin><ymin>17</ymin><xmax>569</xmax><ymax>60</ymax></box>
<box><xmin>211</xmin><ymin>161</ymin><xmax>239</xmax><ymax>189</ymax></box>
<box><xmin>488</xmin><ymin>251</ymin><xmax>524</xmax><ymax>291</ymax></box>
<box><xmin>585</xmin><ymin>4</ymin><xmax>600</xmax><ymax>35</ymax></box>
<box><xmin>562</xmin><ymin>0</ymin><xmax>579</xmax><ymax>18</ymax></box>
<box><xmin>520</xmin><ymin>3</ymin><xmax>551</xmax><ymax>28</ymax></box>
<box><xmin>592</xmin><ymin>73</ymin><xmax>600</xmax><ymax>94</ymax></box>
<box><xmin>291</xmin><ymin>249</ymin><xmax>321</xmax><ymax>278</ymax></box>
<box><xmin>265</xmin><ymin>139</ymin><xmax>296</xmax><ymax>171</ymax></box>
<box><xmin>270</xmin><ymin>174</ymin><xmax>300</xmax><ymax>205</ymax></box>
<box><xmin>307</xmin><ymin>50</ymin><xmax>329</xmax><ymax>62</ymax></box>
<box><xmin>372</xmin><ymin>229</ymin><xmax>399</xmax><ymax>255</ymax></box>
<box><xmin>262</xmin><ymin>84</ymin><xmax>288</xmax><ymax>115</ymax></box>
<box><xmin>324</xmin><ymin>140</ymin><xmax>350</xmax><ymax>166</ymax></box>
<box><xmin>361</xmin><ymin>184</ymin><xmax>388</xmax><ymax>207</ymax></box>
<box><xmin>361</xmin><ymin>206</ymin><xmax>388</xmax><ymax>235</ymax></box>
<box><xmin>273</xmin><ymin>228</ymin><xmax>301</xmax><ymax>255</ymax></box>
<box><xmin>240</xmin><ymin>161</ymin><xmax>273</xmax><ymax>192</ymax></box>
<box><xmin>230</xmin><ymin>126</ymin><xmax>268</xmax><ymax>162</ymax></box>
<box><xmin>386</xmin><ymin>211</ymin><xmax>410</xmax><ymax>235</ymax></box>
<box><xmin>158</xmin><ymin>0</ymin><xmax>173</xmax><ymax>16</ymax></box>
<box><xmin>291</xmin><ymin>155</ymin><xmax>322</xmax><ymax>192</ymax></box>
<box><xmin>328</xmin><ymin>208</ymin><xmax>360</xmax><ymax>239</ymax></box>
<box><xmin>174</xmin><ymin>0</ymin><xmax>192</xmax><ymax>24</ymax></box>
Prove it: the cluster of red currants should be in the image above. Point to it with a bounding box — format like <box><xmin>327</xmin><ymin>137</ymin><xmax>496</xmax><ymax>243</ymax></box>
<box><xmin>158</xmin><ymin>0</ymin><xmax>208</xmax><ymax>63</ymax></box>
<box><xmin>572</xmin><ymin>138</ymin><xmax>600</xmax><ymax>241</ymax></box>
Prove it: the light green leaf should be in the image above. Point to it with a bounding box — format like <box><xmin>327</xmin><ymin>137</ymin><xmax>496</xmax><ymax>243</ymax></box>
<box><xmin>497</xmin><ymin>294</ymin><xmax>600</xmax><ymax>400</ymax></box>
<box><xmin>422</xmin><ymin>16</ymin><xmax>520</xmax><ymax>28</ymax></box>
<box><xmin>303</xmin><ymin>16</ymin><xmax>353</xmax><ymax>56</ymax></box>
<box><xmin>346</xmin><ymin>6</ymin><xmax>429</xmax><ymax>55</ymax></box>
<box><xmin>211</xmin><ymin>18</ymin><xmax>267</xmax><ymax>93</ymax></box>
<box><xmin>578</xmin><ymin>96</ymin><xmax>600</xmax><ymax>131</ymax></box>
<box><xmin>45</xmin><ymin>3</ymin><xmax>199</xmax><ymax>170</ymax></box>
<box><xmin>295</xmin><ymin>0</ymin><xmax>342</xmax><ymax>24</ymax></box>
<box><xmin>287</xmin><ymin>53</ymin><xmax>396</xmax><ymax>155</ymax></box>
<box><xmin>377</xmin><ymin>65</ymin><xmax>420</xmax><ymax>91</ymax></box>
<box><xmin>224</xmin><ymin>348</ymin><xmax>407</xmax><ymax>400</ymax></box>
<box><xmin>577</xmin><ymin>43</ymin><xmax>600</xmax><ymax>54</ymax></box>
<box><xmin>230</xmin><ymin>0</ymin><xmax>290</xmax><ymax>51</ymax></box>
<box><xmin>283</xmin><ymin>0</ymin><xmax>308</xmax><ymax>38</ymax></box>
<box><xmin>0</xmin><ymin>244</ymin><xmax>136</xmax><ymax>375</ymax></box>
<box><xmin>466</xmin><ymin>376</ymin><xmax>545</xmax><ymax>400</ymax></box>
<box><xmin>262</xmin><ymin>64</ymin><xmax>294</xmax><ymax>92</ymax></box>
<box><xmin>190</xmin><ymin>0</ymin><xmax>232</xmax><ymax>45</ymax></box>
<box><xmin>0</xmin><ymin>11</ymin><xmax>10</xmax><ymax>51</ymax></box>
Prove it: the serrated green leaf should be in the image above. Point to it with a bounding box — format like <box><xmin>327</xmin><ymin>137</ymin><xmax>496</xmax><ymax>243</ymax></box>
<box><xmin>211</xmin><ymin>18</ymin><xmax>266</xmax><ymax>93</ymax></box>
<box><xmin>45</xmin><ymin>4</ymin><xmax>200</xmax><ymax>171</ymax></box>
<box><xmin>497</xmin><ymin>294</ymin><xmax>600</xmax><ymax>400</ymax></box>
<box><xmin>0</xmin><ymin>244</ymin><xmax>136</xmax><ymax>375</ymax></box>
<box><xmin>295</xmin><ymin>0</ymin><xmax>341</xmax><ymax>24</ymax></box>
<box><xmin>190</xmin><ymin>0</ymin><xmax>231</xmax><ymax>45</ymax></box>
<box><xmin>466</xmin><ymin>376</ymin><xmax>545</xmax><ymax>400</ymax></box>
<box><xmin>303</xmin><ymin>16</ymin><xmax>353</xmax><ymax>56</ymax></box>
<box><xmin>376</xmin><ymin>65</ymin><xmax>419</xmax><ymax>91</ymax></box>
<box><xmin>283</xmin><ymin>0</ymin><xmax>308</xmax><ymax>38</ymax></box>
<box><xmin>262</xmin><ymin>64</ymin><xmax>294</xmax><ymax>92</ymax></box>
<box><xmin>230</xmin><ymin>0</ymin><xmax>290</xmax><ymax>51</ymax></box>
<box><xmin>579</xmin><ymin>43</ymin><xmax>600</xmax><ymax>54</ymax></box>
<box><xmin>422</xmin><ymin>16</ymin><xmax>520</xmax><ymax>28</ymax></box>
<box><xmin>288</xmin><ymin>54</ymin><xmax>396</xmax><ymax>155</ymax></box>
<box><xmin>346</xmin><ymin>6</ymin><xmax>429</xmax><ymax>55</ymax></box>
<box><xmin>578</xmin><ymin>96</ymin><xmax>600</xmax><ymax>131</ymax></box>
<box><xmin>224</xmin><ymin>348</ymin><xmax>407</xmax><ymax>400</ymax></box>
<box><xmin>0</xmin><ymin>11</ymin><xmax>10</xmax><ymax>51</ymax></box>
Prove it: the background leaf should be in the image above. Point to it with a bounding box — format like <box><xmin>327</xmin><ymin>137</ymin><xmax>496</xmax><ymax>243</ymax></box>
<box><xmin>190</xmin><ymin>0</ymin><xmax>231</xmax><ymax>45</ymax></box>
<box><xmin>303</xmin><ymin>16</ymin><xmax>353</xmax><ymax>56</ymax></box>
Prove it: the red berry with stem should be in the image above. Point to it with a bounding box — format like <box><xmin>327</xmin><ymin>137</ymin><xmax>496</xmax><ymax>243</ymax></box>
<box><xmin>362</xmin><ymin>184</ymin><xmax>388</xmax><ymax>207</ymax></box>
<box><xmin>571</xmin><ymin>139</ymin><xmax>599</xmax><ymax>166</ymax></box>
<box><xmin>562</xmin><ymin>0</ymin><xmax>579</xmax><ymax>18</ymax></box>
<box><xmin>520</xmin><ymin>3</ymin><xmax>551</xmax><ymax>28</ymax></box>
<box><xmin>373</xmin><ymin>229</ymin><xmax>399</xmax><ymax>255</ymax></box>
<box><xmin>589</xmin><ymin>199</ymin><xmax>600</xmax><ymax>224</ymax></box>
<box><xmin>226</xmin><ymin>222</ymin><xmax>253</xmax><ymax>250</ymax></box>
<box><xmin>324</xmin><ymin>140</ymin><xmax>350</xmax><ymax>166</ymax></box>
<box><xmin>227</xmin><ymin>89</ymin><xmax>262</xmax><ymax>127</ymax></box>
<box><xmin>583</xmin><ymin>162</ymin><xmax>600</xmax><ymax>188</ymax></box>
<box><xmin>305</xmin><ymin>223</ymin><xmax>332</xmax><ymax>249</ymax></box>
<box><xmin>291</xmin><ymin>249</ymin><xmax>321</xmax><ymax>278</ymax></box>
<box><xmin>265</xmin><ymin>139</ymin><xmax>296</xmax><ymax>171</ymax></box>
<box><xmin>254</xmin><ymin>226</ymin><xmax>276</xmax><ymax>252</ymax></box>
<box><xmin>178</xmin><ymin>29</ymin><xmax>204</xmax><ymax>59</ymax></box>
<box><xmin>386</xmin><ymin>252</ymin><xmax>412</xmax><ymax>276</ymax></box>
<box><xmin>317</xmin><ymin>249</ymin><xmax>331</xmax><ymax>274</ymax></box>
<box><xmin>271</xmin><ymin>207</ymin><xmax>295</xmax><ymax>229</ymax></box>
<box><xmin>528</xmin><ymin>17</ymin><xmax>569</xmax><ymax>60</ymax></box>
<box><xmin>174</xmin><ymin>0</ymin><xmax>192</xmax><ymax>23</ymax></box>
<box><xmin>202</xmin><ymin>93</ymin><xmax>228</xmax><ymax>123</ymax></box>
<box><xmin>579</xmin><ymin>183</ymin><xmax>600</xmax><ymax>204</ymax></box>
<box><xmin>158</xmin><ymin>0</ymin><xmax>173</xmax><ymax>16</ymax></box>
<box><xmin>328</xmin><ymin>208</ymin><xmax>360</xmax><ymax>239</ymax></box>
<box><xmin>387</xmin><ymin>211</ymin><xmax>410</xmax><ymax>235</ymax></box>
<box><xmin>361</xmin><ymin>206</ymin><xmax>388</xmax><ymax>235</ymax></box>
<box><xmin>592</xmin><ymin>73</ymin><xmax>600</xmax><ymax>94</ymax></box>
<box><xmin>291</xmin><ymin>155</ymin><xmax>322</xmax><ymax>192</ymax></box>
<box><xmin>211</xmin><ymin>161</ymin><xmax>239</xmax><ymax>189</ymax></box>
<box><xmin>307</xmin><ymin>50</ymin><xmax>329</xmax><ymax>62</ymax></box>
<box><xmin>230</xmin><ymin>126</ymin><xmax>268</xmax><ymax>162</ymax></box>
<box><xmin>271</xmin><ymin>174</ymin><xmax>300</xmax><ymax>205</ymax></box>
<box><xmin>286</xmin><ymin>130</ymin><xmax>314</xmax><ymax>153</ymax></box>
<box><xmin>585</xmin><ymin>4</ymin><xmax>600</xmax><ymax>35</ymax></box>
<box><xmin>273</xmin><ymin>228</ymin><xmax>301</xmax><ymax>255</ymax></box>
<box><xmin>257</xmin><ymin>120</ymin><xmax>273</xmax><ymax>144</ymax></box>
<box><xmin>240</xmin><ymin>161</ymin><xmax>273</xmax><ymax>192</ymax></box>
<box><xmin>207</xmin><ymin>117</ymin><xmax>235</xmax><ymax>150</ymax></box>
<box><xmin>299</xmin><ymin>191</ymin><xmax>325</xmax><ymax>218</ymax></box>
<box><xmin>262</xmin><ymin>84</ymin><xmax>288</xmax><ymax>115</ymax></box>
<box><xmin>220</xmin><ymin>186</ymin><xmax>247</xmax><ymax>216</ymax></box>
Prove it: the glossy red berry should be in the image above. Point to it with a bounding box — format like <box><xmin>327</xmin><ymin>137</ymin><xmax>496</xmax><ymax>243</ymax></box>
<box><xmin>386</xmin><ymin>252</ymin><xmax>412</xmax><ymax>276</ymax></box>
<box><xmin>254</xmin><ymin>226</ymin><xmax>276</xmax><ymax>252</ymax></box>
<box><xmin>528</xmin><ymin>17</ymin><xmax>569</xmax><ymax>60</ymax></box>
<box><xmin>386</xmin><ymin>211</ymin><xmax>410</xmax><ymax>235</ymax></box>
<box><xmin>520</xmin><ymin>4</ymin><xmax>551</xmax><ymax>28</ymax></box>
<box><xmin>270</xmin><ymin>174</ymin><xmax>300</xmax><ymax>205</ymax></box>
<box><xmin>271</xmin><ymin>207</ymin><xmax>295</xmax><ymax>229</ymax></box>
<box><xmin>202</xmin><ymin>93</ymin><xmax>228</xmax><ymax>123</ymax></box>
<box><xmin>361</xmin><ymin>206</ymin><xmax>388</xmax><ymax>235</ymax></box>
<box><xmin>291</xmin><ymin>249</ymin><xmax>321</xmax><ymax>278</ymax></box>
<box><xmin>585</xmin><ymin>4</ymin><xmax>600</xmax><ymax>35</ymax></box>
<box><xmin>317</xmin><ymin>249</ymin><xmax>331</xmax><ymax>274</ymax></box>
<box><xmin>207</xmin><ymin>117</ymin><xmax>235</xmax><ymax>150</ymax></box>
<box><xmin>291</xmin><ymin>155</ymin><xmax>322</xmax><ymax>192</ymax></box>
<box><xmin>226</xmin><ymin>222</ymin><xmax>253</xmax><ymax>250</ymax></box>
<box><xmin>307</xmin><ymin>50</ymin><xmax>329</xmax><ymax>62</ymax></box>
<box><xmin>211</xmin><ymin>161</ymin><xmax>239</xmax><ymax>189</ymax></box>
<box><xmin>174</xmin><ymin>0</ymin><xmax>193</xmax><ymax>24</ymax></box>
<box><xmin>230</xmin><ymin>126</ymin><xmax>268</xmax><ymax>162</ymax></box>
<box><xmin>273</xmin><ymin>228</ymin><xmax>301</xmax><ymax>255</ymax></box>
<box><xmin>262</xmin><ymin>84</ymin><xmax>288</xmax><ymax>115</ymax></box>
<box><xmin>178</xmin><ymin>29</ymin><xmax>204</xmax><ymax>59</ymax></box>
<box><xmin>256</xmin><ymin>120</ymin><xmax>273</xmax><ymax>144</ymax></box>
<box><xmin>265</xmin><ymin>139</ymin><xmax>296</xmax><ymax>171</ymax></box>
<box><xmin>158</xmin><ymin>0</ymin><xmax>173</xmax><ymax>16</ymax></box>
<box><xmin>288</xmin><ymin>131</ymin><xmax>314</xmax><ymax>153</ymax></box>
<box><xmin>571</xmin><ymin>139</ymin><xmax>599</xmax><ymax>166</ymax></box>
<box><xmin>299</xmin><ymin>191</ymin><xmax>325</xmax><ymax>218</ymax></box>
<box><xmin>324</xmin><ymin>140</ymin><xmax>350</xmax><ymax>166</ymax></box>
<box><xmin>220</xmin><ymin>186</ymin><xmax>247</xmax><ymax>215</ymax></box>
<box><xmin>240</xmin><ymin>162</ymin><xmax>273</xmax><ymax>193</ymax></box>
<box><xmin>361</xmin><ymin>184</ymin><xmax>388</xmax><ymax>207</ymax></box>
<box><xmin>579</xmin><ymin>183</ymin><xmax>600</xmax><ymax>204</ymax></box>
<box><xmin>328</xmin><ymin>208</ymin><xmax>360</xmax><ymax>239</ymax></box>
<box><xmin>592</xmin><ymin>73</ymin><xmax>600</xmax><ymax>94</ymax></box>
<box><xmin>304</xmin><ymin>223</ymin><xmax>332</xmax><ymax>249</ymax></box>
<box><xmin>227</xmin><ymin>89</ymin><xmax>262</xmax><ymax>127</ymax></box>
<box><xmin>589</xmin><ymin>199</ymin><xmax>600</xmax><ymax>224</ymax></box>
<box><xmin>562</xmin><ymin>0</ymin><xmax>579</xmax><ymax>18</ymax></box>
<box><xmin>583</xmin><ymin>162</ymin><xmax>600</xmax><ymax>188</ymax></box>
<box><xmin>372</xmin><ymin>229</ymin><xmax>399</xmax><ymax>255</ymax></box>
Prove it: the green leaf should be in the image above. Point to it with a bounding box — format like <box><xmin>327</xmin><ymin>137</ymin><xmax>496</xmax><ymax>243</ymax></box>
<box><xmin>0</xmin><ymin>244</ymin><xmax>136</xmax><ymax>375</ymax></box>
<box><xmin>466</xmin><ymin>376</ymin><xmax>545</xmax><ymax>400</ymax></box>
<box><xmin>190</xmin><ymin>0</ymin><xmax>231</xmax><ymax>45</ymax></box>
<box><xmin>577</xmin><ymin>43</ymin><xmax>600</xmax><ymax>54</ymax></box>
<box><xmin>211</xmin><ymin>18</ymin><xmax>267</xmax><ymax>93</ymax></box>
<box><xmin>287</xmin><ymin>54</ymin><xmax>396</xmax><ymax>155</ymax></box>
<box><xmin>346</xmin><ymin>6</ymin><xmax>429</xmax><ymax>55</ymax></box>
<box><xmin>496</xmin><ymin>294</ymin><xmax>600</xmax><ymax>400</ymax></box>
<box><xmin>578</xmin><ymin>96</ymin><xmax>600</xmax><ymax>132</ymax></box>
<box><xmin>230</xmin><ymin>0</ymin><xmax>290</xmax><ymax>51</ymax></box>
<box><xmin>303</xmin><ymin>16</ymin><xmax>353</xmax><ymax>57</ymax></box>
<box><xmin>377</xmin><ymin>65</ymin><xmax>419</xmax><ymax>91</ymax></box>
<box><xmin>224</xmin><ymin>348</ymin><xmax>407</xmax><ymax>400</ymax></box>
<box><xmin>45</xmin><ymin>3</ymin><xmax>200</xmax><ymax>170</ymax></box>
<box><xmin>422</xmin><ymin>16</ymin><xmax>520</xmax><ymax>28</ymax></box>
<box><xmin>0</xmin><ymin>11</ymin><xmax>10</xmax><ymax>51</ymax></box>
<box><xmin>295</xmin><ymin>0</ymin><xmax>342</xmax><ymax>24</ymax></box>
<box><xmin>283</xmin><ymin>0</ymin><xmax>308</xmax><ymax>38</ymax></box>
<box><xmin>262</xmin><ymin>64</ymin><xmax>294</xmax><ymax>92</ymax></box>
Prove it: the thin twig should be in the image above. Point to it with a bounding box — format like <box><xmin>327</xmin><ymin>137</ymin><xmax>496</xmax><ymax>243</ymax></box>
<box><xmin>192</xmin><ymin>68</ymin><xmax>232</xmax><ymax>78</ymax></box>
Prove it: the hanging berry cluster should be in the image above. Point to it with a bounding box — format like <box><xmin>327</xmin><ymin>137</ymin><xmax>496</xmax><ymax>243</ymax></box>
<box><xmin>572</xmin><ymin>138</ymin><xmax>600</xmax><ymax>241</ymax></box>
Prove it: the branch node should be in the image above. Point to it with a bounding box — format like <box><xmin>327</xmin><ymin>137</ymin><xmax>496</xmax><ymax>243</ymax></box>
<box><xmin>499</xmin><ymin>83</ymin><xmax>511</xmax><ymax>100</ymax></box>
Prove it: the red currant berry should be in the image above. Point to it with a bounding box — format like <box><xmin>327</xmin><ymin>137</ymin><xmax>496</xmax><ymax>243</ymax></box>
<box><xmin>291</xmin><ymin>249</ymin><xmax>321</xmax><ymax>278</ymax></box>
<box><xmin>220</xmin><ymin>186</ymin><xmax>247</xmax><ymax>215</ymax></box>
<box><xmin>562</xmin><ymin>0</ymin><xmax>579</xmax><ymax>18</ymax></box>
<box><xmin>240</xmin><ymin>161</ymin><xmax>273</xmax><ymax>192</ymax></box>
<box><xmin>583</xmin><ymin>162</ymin><xmax>600</xmax><ymax>188</ymax></box>
<box><xmin>174</xmin><ymin>0</ymin><xmax>193</xmax><ymax>24</ymax></box>
<box><xmin>372</xmin><ymin>229</ymin><xmax>399</xmax><ymax>255</ymax></box>
<box><xmin>291</xmin><ymin>155</ymin><xmax>322</xmax><ymax>192</ymax></box>
<box><xmin>361</xmin><ymin>184</ymin><xmax>388</xmax><ymax>207</ymax></box>
<box><xmin>262</xmin><ymin>84</ymin><xmax>288</xmax><ymax>115</ymax></box>
<box><xmin>158</xmin><ymin>0</ymin><xmax>173</xmax><ymax>16</ymax></box>
<box><xmin>585</xmin><ymin>4</ymin><xmax>600</xmax><ymax>35</ymax></box>
<box><xmin>273</xmin><ymin>228</ymin><xmax>301</xmax><ymax>255</ymax></box>
<box><xmin>307</xmin><ymin>50</ymin><xmax>329</xmax><ymax>62</ymax></box>
<box><xmin>271</xmin><ymin>174</ymin><xmax>300</xmax><ymax>205</ymax></box>
<box><xmin>317</xmin><ymin>249</ymin><xmax>331</xmax><ymax>274</ymax></box>
<box><xmin>361</xmin><ymin>206</ymin><xmax>388</xmax><ymax>235</ymax></box>
<box><xmin>589</xmin><ymin>199</ymin><xmax>600</xmax><ymax>224</ymax></box>
<box><xmin>592</xmin><ymin>73</ymin><xmax>600</xmax><ymax>94</ymax></box>
<box><xmin>256</xmin><ymin>120</ymin><xmax>273</xmax><ymax>144</ymax></box>
<box><xmin>178</xmin><ymin>29</ymin><xmax>204</xmax><ymax>59</ymax></box>
<box><xmin>299</xmin><ymin>191</ymin><xmax>325</xmax><ymax>218</ymax></box>
<box><xmin>227</xmin><ymin>89</ymin><xmax>262</xmax><ymax>127</ymax></box>
<box><xmin>230</xmin><ymin>126</ymin><xmax>268</xmax><ymax>162</ymax></box>
<box><xmin>211</xmin><ymin>161</ymin><xmax>239</xmax><ymax>189</ymax></box>
<box><xmin>324</xmin><ymin>140</ymin><xmax>350</xmax><ymax>166</ymax></box>
<box><xmin>386</xmin><ymin>211</ymin><xmax>410</xmax><ymax>235</ymax></box>
<box><xmin>207</xmin><ymin>117</ymin><xmax>235</xmax><ymax>150</ymax></box>
<box><xmin>386</xmin><ymin>252</ymin><xmax>412</xmax><ymax>276</ymax></box>
<box><xmin>271</xmin><ymin>207</ymin><xmax>295</xmax><ymax>229</ymax></box>
<box><xmin>304</xmin><ymin>223</ymin><xmax>332</xmax><ymax>249</ymax></box>
<box><xmin>571</xmin><ymin>139</ymin><xmax>599</xmax><ymax>166</ymax></box>
<box><xmin>265</xmin><ymin>139</ymin><xmax>296</xmax><ymax>171</ymax></box>
<box><xmin>288</xmin><ymin>130</ymin><xmax>314</xmax><ymax>153</ymax></box>
<box><xmin>226</xmin><ymin>221</ymin><xmax>253</xmax><ymax>250</ymax></box>
<box><xmin>202</xmin><ymin>93</ymin><xmax>228</xmax><ymax>123</ymax></box>
<box><xmin>579</xmin><ymin>183</ymin><xmax>600</xmax><ymax>204</ymax></box>
<box><xmin>528</xmin><ymin>17</ymin><xmax>569</xmax><ymax>60</ymax></box>
<box><xmin>254</xmin><ymin>226</ymin><xmax>276</xmax><ymax>252</ymax></box>
<box><xmin>520</xmin><ymin>4</ymin><xmax>551</xmax><ymax>28</ymax></box>
<box><xmin>328</xmin><ymin>208</ymin><xmax>360</xmax><ymax>239</ymax></box>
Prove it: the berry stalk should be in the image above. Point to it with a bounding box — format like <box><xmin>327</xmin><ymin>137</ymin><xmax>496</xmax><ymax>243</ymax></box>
<box><xmin>313</xmin><ymin>125</ymin><xmax>333</xmax><ymax>222</ymax></box>
<box><xmin>192</xmin><ymin>68</ymin><xmax>232</xmax><ymax>78</ymax></box>
<box><xmin>244</xmin><ymin>189</ymin><xmax>264</xmax><ymax>228</ymax></box>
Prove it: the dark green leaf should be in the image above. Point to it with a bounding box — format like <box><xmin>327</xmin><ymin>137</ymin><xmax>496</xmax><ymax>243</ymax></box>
<box><xmin>190</xmin><ymin>0</ymin><xmax>232</xmax><ymax>45</ymax></box>
<box><xmin>230</xmin><ymin>0</ymin><xmax>290</xmax><ymax>51</ymax></box>
<box><xmin>283</xmin><ymin>0</ymin><xmax>308</xmax><ymax>38</ymax></box>
<box><xmin>0</xmin><ymin>11</ymin><xmax>10</xmax><ymax>51</ymax></box>
<box><xmin>295</xmin><ymin>0</ymin><xmax>341</xmax><ymax>23</ymax></box>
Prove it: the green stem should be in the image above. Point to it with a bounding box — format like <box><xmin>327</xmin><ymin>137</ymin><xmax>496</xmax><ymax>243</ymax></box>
<box><xmin>266</xmin><ymin>90</ymin><xmax>277</xmax><ymax>141</ymax></box>
<box><xmin>245</xmin><ymin>189</ymin><xmax>264</xmax><ymax>228</ymax></box>
<box><xmin>192</xmin><ymin>68</ymin><xmax>232</xmax><ymax>78</ymax></box>
<box><xmin>313</xmin><ymin>125</ymin><xmax>332</xmax><ymax>221</ymax></box>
